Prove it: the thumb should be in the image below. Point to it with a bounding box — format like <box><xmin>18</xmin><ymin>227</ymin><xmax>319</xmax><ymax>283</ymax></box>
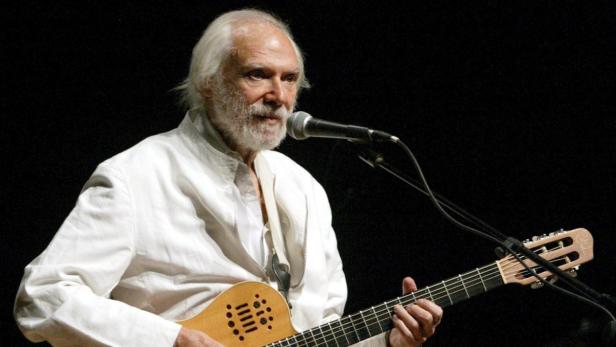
<box><xmin>402</xmin><ymin>276</ymin><xmax>417</xmax><ymax>294</ymax></box>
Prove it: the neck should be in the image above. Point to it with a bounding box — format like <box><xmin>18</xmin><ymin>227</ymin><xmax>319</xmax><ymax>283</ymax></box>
<box><xmin>237</xmin><ymin>147</ymin><xmax>258</xmax><ymax>167</ymax></box>
<box><xmin>219</xmin><ymin>132</ymin><xmax>258</xmax><ymax>166</ymax></box>
<box><xmin>195</xmin><ymin>108</ymin><xmax>260</xmax><ymax>166</ymax></box>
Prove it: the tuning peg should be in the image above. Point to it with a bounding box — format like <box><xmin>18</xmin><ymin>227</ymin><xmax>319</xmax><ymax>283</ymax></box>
<box><xmin>531</xmin><ymin>281</ymin><xmax>544</xmax><ymax>289</ymax></box>
<box><xmin>547</xmin><ymin>228</ymin><xmax>564</xmax><ymax>237</ymax></box>
<box><xmin>532</xmin><ymin>234</ymin><xmax>548</xmax><ymax>241</ymax></box>
<box><xmin>494</xmin><ymin>246</ymin><xmax>508</xmax><ymax>259</ymax></box>
<box><xmin>569</xmin><ymin>269</ymin><xmax>578</xmax><ymax>278</ymax></box>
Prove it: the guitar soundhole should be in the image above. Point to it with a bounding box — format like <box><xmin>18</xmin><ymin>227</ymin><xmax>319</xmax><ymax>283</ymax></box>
<box><xmin>225</xmin><ymin>292</ymin><xmax>275</xmax><ymax>342</ymax></box>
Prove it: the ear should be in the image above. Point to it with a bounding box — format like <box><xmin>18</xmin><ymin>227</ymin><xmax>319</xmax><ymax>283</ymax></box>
<box><xmin>199</xmin><ymin>82</ymin><xmax>213</xmax><ymax>98</ymax></box>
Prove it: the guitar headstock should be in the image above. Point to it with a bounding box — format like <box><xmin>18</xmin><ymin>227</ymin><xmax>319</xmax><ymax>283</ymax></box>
<box><xmin>497</xmin><ymin>228</ymin><xmax>593</xmax><ymax>286</ymax></box>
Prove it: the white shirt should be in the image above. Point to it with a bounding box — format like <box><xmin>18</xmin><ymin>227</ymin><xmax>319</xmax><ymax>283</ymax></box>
<box><xmin>14</xmin><ymin>112</ymin><xmax>353</xmax><ymax>346</ymax></box>
<box><xmin>194</xmin><ymin>114</ymin><xmax>269</xmax><ymax>269</ymax></box>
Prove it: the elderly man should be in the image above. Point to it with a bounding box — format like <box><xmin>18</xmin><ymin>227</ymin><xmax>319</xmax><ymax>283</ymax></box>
<box><xmin>15</xmin><ymin>9</ymin><xmax>442</xmax><ymax>347</ymax></box>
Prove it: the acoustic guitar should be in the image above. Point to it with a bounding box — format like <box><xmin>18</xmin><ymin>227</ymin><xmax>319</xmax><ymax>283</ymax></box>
<box><xmin>179</xmin><ymin>228</ymin><xmax>593</xmax><ymax>346</ymax></box>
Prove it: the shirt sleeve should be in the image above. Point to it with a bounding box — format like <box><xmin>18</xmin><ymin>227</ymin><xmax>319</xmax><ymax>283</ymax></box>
<box><xmin>14</xmin><ymin>163</ymin><xmax>182</xmax><ymax>347</ymax></box>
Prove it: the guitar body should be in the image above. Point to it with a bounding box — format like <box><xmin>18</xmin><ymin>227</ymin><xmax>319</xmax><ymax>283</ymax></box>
<box><xmin>179</xmin><ymin>281</ymin><xmax>296</xmax><ymax>346</ymax></box>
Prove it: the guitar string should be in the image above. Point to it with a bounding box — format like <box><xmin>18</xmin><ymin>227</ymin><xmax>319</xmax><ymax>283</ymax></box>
<box><xmin>295</xmin><ymin>256</ymin><xmax>545</xmax><ymax>347</ymax></box>
<box><xmin>270</xmin><ymin>249</ymin><xmax>567</xmax><ymax>347</ymax></box>
<box><xmin>267</xmin><ymin>238</ymin><xmax>571</xmax><ymax>346</ymax></box>
<box><xmin>267</xmin><ymin>258</ymin><xmax>517</xmax><ymax>346</ymax></box>
<box><xmin>271</xmin><ymin>254</ymin><xmax>551</xmax><ymax>347</ymax></box>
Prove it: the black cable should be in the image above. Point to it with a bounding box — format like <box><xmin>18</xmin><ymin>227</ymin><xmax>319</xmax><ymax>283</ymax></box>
<box><xmin>357</xmin><ymin>145</ymin><xmax>600</xmax><ymax>298</ymax></box>
<box><xmin>356</xmin><ymin>146</ymin><xmax>506</xmax><ymax>240</ymax></box>
<box><xmin>374</xmin><ymin>136</ymin><xmax>616</xmax><ymax>323</ymax></box>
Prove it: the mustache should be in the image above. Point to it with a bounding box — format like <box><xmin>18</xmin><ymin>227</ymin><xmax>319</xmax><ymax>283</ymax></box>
<box><xmin>248</xmin><ymin>104</ymin><xmax>291</xmax><ymax>120</ymax></box>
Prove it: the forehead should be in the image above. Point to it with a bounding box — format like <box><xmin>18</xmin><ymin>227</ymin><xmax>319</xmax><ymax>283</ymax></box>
<box><xmin>228</xmin><ymin>22</ymin><xmax>299</xmax><ymax>71</ymax></box>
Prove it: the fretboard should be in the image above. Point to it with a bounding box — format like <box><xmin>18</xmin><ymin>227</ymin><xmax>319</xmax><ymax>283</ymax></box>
<box><xmin>266</xmin><ymin>261</ymin><xmax>504</xmax><ymax>347</ymax></box>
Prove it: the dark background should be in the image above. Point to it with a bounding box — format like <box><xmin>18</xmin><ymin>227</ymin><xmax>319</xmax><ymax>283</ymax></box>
<box><xmin>3</xmin><ymin>1</ymin><xmax>615</xmax><ymax>346</ymax></box>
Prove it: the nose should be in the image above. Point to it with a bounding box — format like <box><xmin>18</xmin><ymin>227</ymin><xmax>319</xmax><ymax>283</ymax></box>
<box><xmin>263</xmin><ymin>78</ymin><xmax>288</xmax><ymax>108</ymax></box>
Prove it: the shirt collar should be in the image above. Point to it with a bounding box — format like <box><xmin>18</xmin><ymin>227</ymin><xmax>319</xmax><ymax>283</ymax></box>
<box><xmin>191</xmin><ymin>111</ymin><xmax>233</xmax><ymax>156</ymax></box>
<box><xmin>178</xmin><ymin>110</ymin><xmax>251</xmax><ymax>184</ymax></box>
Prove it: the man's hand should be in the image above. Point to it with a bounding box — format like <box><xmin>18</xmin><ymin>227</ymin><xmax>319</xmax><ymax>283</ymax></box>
<box><xmin>174</xmin><ymin>327</ymin><xmax>224</xmax><ymax>347</ymax></box>
<box><xmin>388</xmin><ymin>277</ymin><xmax>443</xmax><ymax>347</ymax></box>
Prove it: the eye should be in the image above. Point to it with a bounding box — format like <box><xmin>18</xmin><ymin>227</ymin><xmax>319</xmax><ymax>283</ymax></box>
<box><xmin>282</xmin><ymin>73</ymin><xmax>299</xmax><ymax>83</ymax></box>
<box><xmin>244</xmin><ymin>69</ymin><xmax>267</xmax><ymax>80</ymax></box>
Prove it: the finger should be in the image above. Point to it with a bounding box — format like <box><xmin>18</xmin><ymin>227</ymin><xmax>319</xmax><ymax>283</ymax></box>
<box><xmin>402</xmin><ymin>276</ymin><xmax>417</xmax><ymax>294</ymax></box>
<box><xmin>392</xmin><ymin>310</ymin><xmax>425</xmax><ymax>345</ymax></box>
<box><xmin>415</xmin><ymin>299</ymin><xmax>444</xmax><ymax>326</ymax></box>
<box><xmin>394</xmin><ymin>304</ymin><xmax>423</xmax><ymax>342</ymax></box>
<box><xmin>406</xmin><ymin>302</ymin><xmax>437</xmax><ymax>337</ymax></box>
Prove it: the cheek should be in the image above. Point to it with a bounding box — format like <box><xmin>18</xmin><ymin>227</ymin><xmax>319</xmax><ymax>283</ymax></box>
<box><xmin>236</xmin><ymin>84</ymin><xmax>263</xmax><ymax>105</ymax></box>
<box><xmin>286</xmin><ymin>87</ymin><xmax>298</xmax><ymax>107</ymax></box>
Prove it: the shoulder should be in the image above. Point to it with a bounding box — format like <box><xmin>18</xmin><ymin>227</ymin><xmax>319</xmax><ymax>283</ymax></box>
<box><xmin>92</xmin><ymin>128</ymin><xmax>187</xmax><ymax>181</ymax></box>
<box><xmin>261</xmin><ymin>150</ymin><xmax>313</xmax><ymax>180</ymax></box>
<box><xmin>114</xmin><ymin>127</ymin><xmax>183</xmax><ymax>162</ymax></box>
<box><xmin>261</xmin><ymin>150</ymin><xmax>329</xmax><ymax>197</ymax></box>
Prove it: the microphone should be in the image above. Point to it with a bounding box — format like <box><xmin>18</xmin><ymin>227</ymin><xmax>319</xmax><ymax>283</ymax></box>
<box><xmin>286</xmin><ymin>111</ymin><xmax>395</xmax><ymax>142</ymax></box>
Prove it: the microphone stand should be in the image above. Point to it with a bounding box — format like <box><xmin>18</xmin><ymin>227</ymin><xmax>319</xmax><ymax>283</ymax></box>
<box><xmin>353</xmin><ymin>143</ymin><xmax>616</xmax><ymax>343</ymax></box>
<box><xmin>356</xmin><ymin>147</ymin><xmax>506</xmax><ymax>239</ymax></box>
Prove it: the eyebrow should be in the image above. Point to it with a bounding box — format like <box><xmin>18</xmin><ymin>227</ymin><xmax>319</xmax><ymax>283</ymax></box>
<box><xmin>239</xmin><ymin>62</ymin><xmax>300</xmax><ymax>74</ymax></box>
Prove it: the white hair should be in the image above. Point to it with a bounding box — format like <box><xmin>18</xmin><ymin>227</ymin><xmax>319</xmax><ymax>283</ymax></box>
<box><xmin>176</xmin><ymin>9</ymin><xmax>309</xmax><ymax>111</ymax></box>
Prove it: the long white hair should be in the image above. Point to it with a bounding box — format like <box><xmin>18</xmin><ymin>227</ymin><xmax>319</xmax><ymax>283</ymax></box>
<box><xmin>176</xmin><ymin>9</ymin><xmax>310</xmax><ymax>111</ymax></box>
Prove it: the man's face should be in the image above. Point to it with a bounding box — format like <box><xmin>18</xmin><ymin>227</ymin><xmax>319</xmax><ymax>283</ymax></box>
<box><xmin>205</xmin><ymin>22</ymin><xmax>300</xmax><ymax>153</ymax></box>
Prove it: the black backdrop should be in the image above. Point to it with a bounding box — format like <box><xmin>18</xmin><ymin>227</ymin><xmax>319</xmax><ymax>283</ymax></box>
<box><xmin>3</xmin><ymin>1</ymin><xmax>615</xmax><ymax>346</ymax></box>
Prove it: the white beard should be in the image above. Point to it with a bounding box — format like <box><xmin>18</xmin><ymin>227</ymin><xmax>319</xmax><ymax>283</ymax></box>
<box><xmin>208</xmin><ymin>80</ymin><xmax>292</xmax><ymax>153</ymax></box>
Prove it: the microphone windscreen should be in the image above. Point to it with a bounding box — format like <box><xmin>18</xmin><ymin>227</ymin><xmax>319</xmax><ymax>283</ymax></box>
<box><xmin>287</xmin><ymin>111</ymin><xmax>312</xmax><ymax>140</ymax></box>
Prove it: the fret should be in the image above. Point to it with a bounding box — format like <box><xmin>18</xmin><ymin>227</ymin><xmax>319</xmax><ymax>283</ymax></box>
<box><xmin>324</xmin><ymin>322</ymin><xmax>334</xmax><ymax>346</ymax></box>
<box><xmin>316</xmin><ymin>324</ymin><xmax>326</xmax><ymax>347</ymax></box>
<box><xmin>348</xmin><ymin>313</ymin><xmax>362</xmax><ymax>343</ymax></box>
<box><xmin>357</xmin><ymin>311</ymin><xmax>372</xmax><ymax>340</ymax></box>
<box><xmin>382</xmin><ymin>304</ymin><xmax>395</xmax><ymax>331</ymax></box>
<box><xmin>447</xmin><ymin>276</ymin><xmax>470</xmax><ymax>305</ymax></box>
<box><xmin>483</xmin><ymin>264</ymin><xmax>505</xmax><ymax>291</ymax></box>
<box><xmin>458</xmin><ymin>274</ymin><xmax>470</xmax><ymax>298</ymax></box>
<box><xmin>266</xmin><ymin>262</ymin><xmax>507</xmax><ymax>347</ymax></box>
<box><xmin>476</xmin><ymin>267</ymin><xmax>488</xmax><ymax>292</ymax></box>
<box><xmin>400</xmin><ymin>292</ymin><xmax>415</xmax><ymax>307</ymax></box>
<box><xmin>429</xmin><ymin>283</ymin><xmax>450</xmax><ymax>308</ymax></box>
<box><xmin>300</xmin><ymin>332</ymin><xmax>310</xmax><ymax>346</ymax></box>
<box><xmin>425</xmin><ymin>285</ymin><xmax>434</xmax><ymax>300</ymax></box>
<box><xmin>358</xmin><ymin>310</ymin><xmax>369</xmax><ymax>339</ymax></box>
<box><xmin>308</xmin><ymin>327</ymin><xmax>319</xmax><ymax>346</ymax></box>
<box><xmin>334</xmin><ymin>318</ymin><xmax>351</xmax><ymax>346</ymax></box>
<box><xmin>463</xmin><ymin>269</ymin><xmax>487</xmax><ymax>298</ymax></box>
<box><xmin>373</xmin><ymin>304</ymin><xmax>390</xmax><ymax>332</ymax></box>
<box><xmin>290</xmin><ymin>333</ymin><xmax>302</xmax><ymax>347</ymax></box>
<box><xmin>369</xmin><ymin>306</ymin><xmax>381</xmax><ymax>333</ymax></box>
<box><xmin>276</xmin><ymin>335</ymin><xmax>292</xmax><ymax>347</ymax></box>
<box><xmin>327</xmin><ymin>320</ymin><xmax>349</xmax><ymax>347</ymax></box>
<box><xmin>442</xmin><ymin>280</ymin><xmax>453</xmax><ymax>305</ymax></box>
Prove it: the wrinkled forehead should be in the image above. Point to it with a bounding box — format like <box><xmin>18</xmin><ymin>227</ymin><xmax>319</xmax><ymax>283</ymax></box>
<box><xmin>226</xmin><ymin>21</ymin><xmax>299</xmax><ymax>69</ymax></box>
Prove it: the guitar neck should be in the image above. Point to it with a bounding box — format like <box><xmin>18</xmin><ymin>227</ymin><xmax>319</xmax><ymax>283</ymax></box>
<box><xmin>266</xmin><ymin>261</ymin><xmax>504</xmax><ymax>347</ymax></box>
